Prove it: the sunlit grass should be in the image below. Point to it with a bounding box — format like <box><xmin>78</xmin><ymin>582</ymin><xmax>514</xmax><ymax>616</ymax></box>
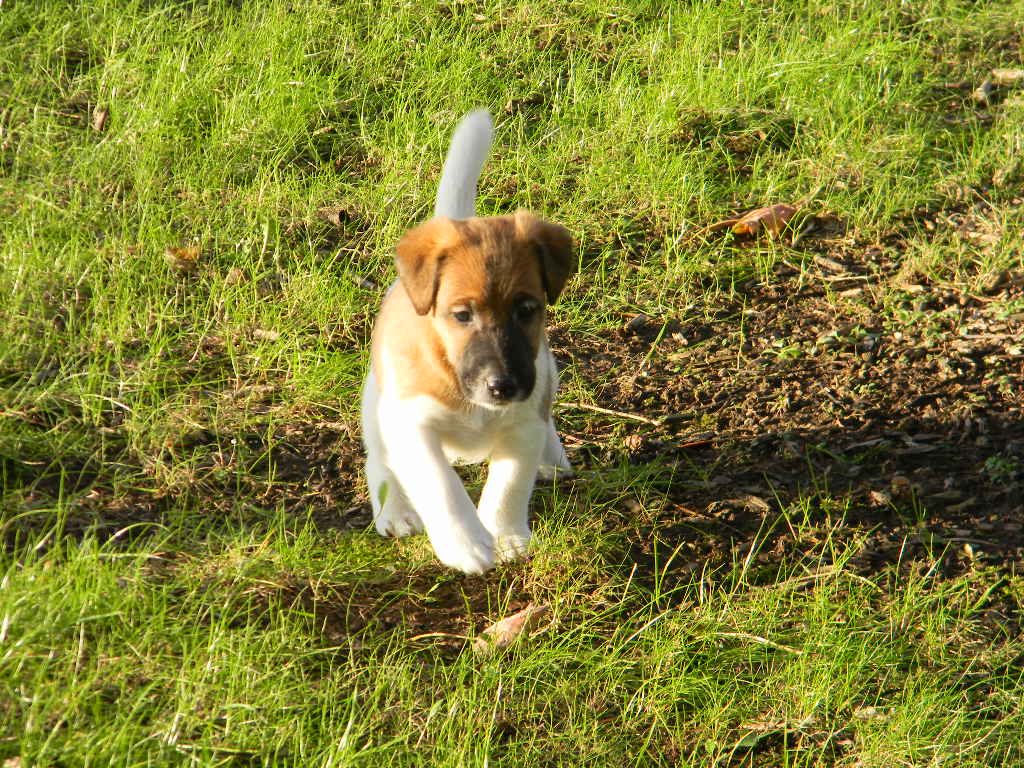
<box><xmin>2</xmin><ymin>0</ymin><xmax>1024</xmax><ymax>764</ymax></box>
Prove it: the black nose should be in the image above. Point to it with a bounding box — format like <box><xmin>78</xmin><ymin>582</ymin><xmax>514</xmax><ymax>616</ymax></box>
<box><xmin>486</xmin><ymin>375</ymin><xmax>518</xmax><ymax>401</ymax></box>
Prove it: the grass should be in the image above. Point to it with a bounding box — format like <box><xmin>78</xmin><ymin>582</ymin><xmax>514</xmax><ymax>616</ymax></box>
<box><xmin>4</xmin><ymin>506</ymin><xmax>1023</xmax><ymax>766</ymax></box>
<box><xmin>2</xmin><ymin>0</ymin><xmax>1024</xmax><ymax>765</ymax></box>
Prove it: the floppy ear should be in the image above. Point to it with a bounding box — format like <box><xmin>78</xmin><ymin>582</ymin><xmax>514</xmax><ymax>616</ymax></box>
<box><xmin>515</xmin><ymin>210</ymin><xmax>575</xmax><ymax>304</ymax></box>
<box><xmin>394</xmin><ymin>217</ymin><xmax>459</xmax><ymax>315</ymax></box>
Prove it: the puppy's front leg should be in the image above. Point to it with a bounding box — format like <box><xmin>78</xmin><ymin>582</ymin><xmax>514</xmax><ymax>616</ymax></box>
<box><xmin>538</xmin><ymin>417</ymin><xmax>574</xmax><ymax>481</ymax></box>
<box><xmin>477</xmin><ymin>421</ymin><xmax>545</xmax><ymax>562</ymax></box>
<box><xmin>380</xmin><ymin>410</ymin><xmax>495</xmax><ymax>574</ymax></box>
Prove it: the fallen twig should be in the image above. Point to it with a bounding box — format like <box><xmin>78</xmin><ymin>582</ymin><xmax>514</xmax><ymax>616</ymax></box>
<box><xmin>408</xmin><ymin>632</ymin><xmax>470</xmax><ymax>643</ymax></box>
<box><xmin>558</xmin><ymin>401</ymin><xmax>664</xmax><ymax>427</ymax></box>
<box><xmin>717</xmin><ymin>631</ymin><xmax>804</xmax><ymax>655</ymax></box>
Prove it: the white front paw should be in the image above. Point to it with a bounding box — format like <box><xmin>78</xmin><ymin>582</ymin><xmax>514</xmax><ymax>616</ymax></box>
<box><xmin>373</xmin><ymin>490</ymin><xmax>424</xmax><ymax>538</ymax></box>
<box><xmin>494</xmin><ymin>528</ymin><xmax>531</xmax><ymax>563</ymax></box>
<box><xmin>537</xmin><ymin>463</ymin><xmax>574</xmax><ymax>482</ymax></box>
<box><xmin>429</xmin><ymin>523</ymin><xmax>495</xmax><ymax>574</ymax></box>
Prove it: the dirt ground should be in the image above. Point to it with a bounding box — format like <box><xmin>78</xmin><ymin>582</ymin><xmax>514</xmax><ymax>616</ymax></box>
<box><xmin>554</xmin><ymin>219</ymin><xmax>1024</xmax><ymax>589</ymax></box>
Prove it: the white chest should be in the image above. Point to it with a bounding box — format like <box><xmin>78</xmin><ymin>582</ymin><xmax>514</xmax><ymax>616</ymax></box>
<box><xmin>429</xmin><ymin>399</ymin><xmax>539</xmax><ymax>464</ymax></box>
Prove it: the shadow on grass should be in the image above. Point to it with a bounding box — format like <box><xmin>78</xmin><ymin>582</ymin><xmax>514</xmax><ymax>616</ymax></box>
<box><xmin>3</xmin><ymin>243</ymin><xmax>1022</xmax><ymax>645</ymax></box>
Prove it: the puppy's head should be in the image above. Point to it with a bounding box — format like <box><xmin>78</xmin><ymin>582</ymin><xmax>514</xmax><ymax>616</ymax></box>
<box><xmin>395</xmin><ymin>210</ymin><xmax>574</xmax><ymax>408</ymax></box>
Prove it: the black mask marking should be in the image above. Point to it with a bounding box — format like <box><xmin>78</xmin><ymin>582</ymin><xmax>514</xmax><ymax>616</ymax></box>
<box><xmin>458</xmin><ymin>319</ymin><xmax>536</xmax><ymax>405</ymax></box>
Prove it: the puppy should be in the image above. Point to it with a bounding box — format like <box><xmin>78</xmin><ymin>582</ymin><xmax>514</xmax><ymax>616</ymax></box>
<box><xmin>360</xmin><ymin>110</ymin><xmax>575</xmax><ymax>574</ymax></box>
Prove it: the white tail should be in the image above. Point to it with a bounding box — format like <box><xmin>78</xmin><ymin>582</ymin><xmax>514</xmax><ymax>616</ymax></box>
<box><xmin>434</xmin><ymin>109</ymin><xmax>493</xmax><ymax>220</ymax></box>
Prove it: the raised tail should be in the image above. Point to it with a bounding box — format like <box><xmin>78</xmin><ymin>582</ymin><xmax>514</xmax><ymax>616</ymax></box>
<box><xmin>434</xmin><ymin>109</ymin><xmax>493</xmax><ymax>220</ymax></box>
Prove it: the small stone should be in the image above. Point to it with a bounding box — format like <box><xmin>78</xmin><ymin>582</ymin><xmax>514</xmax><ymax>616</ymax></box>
<box><xmin>973</xmin><ymin>80</ymin><xmax>996</xmax><ymax>106</ymax></box>
<box><xmin>624</xmin><ymin>314</ymin><xmax>652</xmax><ymax>334</ymax></box>
<box><xmin>869</xmin><ymin>489</ymin><xmax>892</xmax><ymax>507</ymax></box>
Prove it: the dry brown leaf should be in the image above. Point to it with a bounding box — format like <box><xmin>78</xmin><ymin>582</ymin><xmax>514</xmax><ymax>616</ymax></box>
<box><xmin>473</xmin><ymin>603</ymin><xmax>550</xmax><ymax>656</ymax></box>
<box><xmin>731</xmin><ymin>204</ymin><xmax>798</xmax><ymax>237</ymax></box>
<box><xmin>224</xmin><ymin>267</ymin><xmax>245</xmax><ymax>286</ymax></box>
<box><xmin>991</xmin><ymin>68</ymin><xmax>1024</xmax><ymax>87</ymax></box>
<box><xmin>91</xmin><ymin>106</ymin><xmax>109</xmax><ymax>133</ymax></box>
<box><xmin>253</xmin><ymin>328</ymin><xmax>280</xmax><ymax>342</ymax></box>
<box><xmin>993</xmin><ymin>158</ymin><xmax>1021</xmax><ymax>188</ymax></box>
<box><xmin>733</xmin><ymin>493</ymin><xmax>771</xmax><ymax>513</ymax></box>
<box><xmin>164</xmin><ymin>246</ymin><xmax>200</xmax><ymax>274</ymax></box>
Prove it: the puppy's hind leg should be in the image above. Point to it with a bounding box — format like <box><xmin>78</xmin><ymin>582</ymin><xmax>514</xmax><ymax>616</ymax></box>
<box><xmin>537</xmin><ymin>418</ymin><xmax>573</xmax><ymax>482</ymax></box>
<box><xmin>366</xmin><ymin>455</ymin><xmax>423</xmax><ymax>538</ymax></box>
<box><xmin>362</xmin><ymin>372</ymin><xmax>422</xmax><ymax>538</ymax></box>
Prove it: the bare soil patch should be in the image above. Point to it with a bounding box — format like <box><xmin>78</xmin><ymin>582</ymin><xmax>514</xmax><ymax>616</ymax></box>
<box><xmin>552</xmin><ymin>219</ymin><xmax>1024</xmax><ymax>593</ymax></box>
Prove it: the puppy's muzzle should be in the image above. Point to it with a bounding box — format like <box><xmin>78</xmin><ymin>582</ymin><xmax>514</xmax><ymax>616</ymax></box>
<box><xmin>460</xmin><ymin>327</ymin><xmax>536</xmax><ymax>406</ymax></box>
<box><xmin>472</xmin><ymin>367</ymin><xmax>531</xmax><ymax>406</ymax></box>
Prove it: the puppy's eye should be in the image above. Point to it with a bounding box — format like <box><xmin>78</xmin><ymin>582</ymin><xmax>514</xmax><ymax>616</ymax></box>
<box><xmin>452</xmin><ymin>308</ymin><xmax>473</xmax><ymax>324</ymax></box>
<box><xmin>515</xmin><ymin>302</ymin><xmax>539</xmax><ymax>321</ymax></box>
